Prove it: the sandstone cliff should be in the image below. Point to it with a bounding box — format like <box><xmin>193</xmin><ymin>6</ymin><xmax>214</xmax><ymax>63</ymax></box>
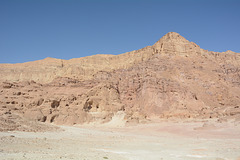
<box><xmin>1</xmin><ymin>32</ymin><xmax>240</xmax><ymax>130</ymax></box>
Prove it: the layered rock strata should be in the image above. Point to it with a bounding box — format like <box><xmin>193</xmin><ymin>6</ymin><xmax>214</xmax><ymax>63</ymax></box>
<box><xmin>1</xmin><ymin>32</ymin><xmax>240</xmax><ymax>130</ymax></box>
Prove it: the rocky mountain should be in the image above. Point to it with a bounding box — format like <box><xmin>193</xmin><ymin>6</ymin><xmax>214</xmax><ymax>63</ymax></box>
<box><xmin>1</xmin><ymin>32</ymin><xmax>240</xmax><ymax>131</ymax></box>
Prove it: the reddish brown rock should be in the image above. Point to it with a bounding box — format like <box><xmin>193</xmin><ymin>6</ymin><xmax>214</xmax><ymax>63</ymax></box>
<box><xmin>0</xmin><ymin>32</ymin><xmax>240</xmax><ymax>130</ymax></box>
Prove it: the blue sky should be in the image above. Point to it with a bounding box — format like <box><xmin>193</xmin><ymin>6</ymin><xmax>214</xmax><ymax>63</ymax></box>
<box><xmin>0</xmin><ymin>0</ymin><xmax>240</xmax><ymax>63</ymax></box>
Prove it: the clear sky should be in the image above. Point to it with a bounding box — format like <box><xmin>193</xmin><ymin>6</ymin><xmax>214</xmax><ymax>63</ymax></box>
<box><xmin>0</xmin><ymin>0</ymin><xmax>240</xmax><ymax>64</ymax></box>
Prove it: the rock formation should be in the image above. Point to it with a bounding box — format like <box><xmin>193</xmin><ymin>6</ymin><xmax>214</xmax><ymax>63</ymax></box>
<box><xmin>0</xmin><ymin>32</ymin><xmax>240</xmax><ymax>131</ymax></box>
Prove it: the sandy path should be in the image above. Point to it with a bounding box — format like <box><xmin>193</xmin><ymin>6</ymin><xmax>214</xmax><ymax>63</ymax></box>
<box><xmin>0</xmin><ymin>120</ymin><xmax>240</xmax><ymax>160</ymax></box>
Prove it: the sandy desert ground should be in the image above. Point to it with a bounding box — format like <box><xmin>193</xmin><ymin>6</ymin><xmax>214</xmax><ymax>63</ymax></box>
<box><xmin>0</xmin><ymin>119</ymin><xmax>240</xmax><ymax>160</ymax></box>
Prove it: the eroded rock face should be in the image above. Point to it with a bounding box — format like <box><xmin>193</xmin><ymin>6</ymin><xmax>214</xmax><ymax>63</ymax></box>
<box><xmin>152</xmin><ymin>32</ymin><xmax>202</xmax><ymax>56</ymax></box>
<box><xmin>0</xmin><ymin>32</ymin><xmax>240</xmax><ymax>130</ymax></box>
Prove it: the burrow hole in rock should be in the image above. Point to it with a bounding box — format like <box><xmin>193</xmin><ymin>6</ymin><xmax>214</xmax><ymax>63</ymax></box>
<box><xmin>50</xmin><ymin>115</ymin><xmax>58</xmax><ymax>123</ymax></box>
<box><xmin>51</xmin><ymin>100</ymin><xmax>60</xmax><ymax>108</ymax></box>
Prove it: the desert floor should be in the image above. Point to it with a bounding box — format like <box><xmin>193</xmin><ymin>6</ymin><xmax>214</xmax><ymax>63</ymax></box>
<box><xmin>0</xmin><ymin>119</ymin><xmax>240</xmax><ymax>160</ymax></box>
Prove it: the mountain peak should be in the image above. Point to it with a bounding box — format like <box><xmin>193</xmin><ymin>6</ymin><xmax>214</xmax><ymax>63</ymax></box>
<box><xmin>154</xmin><ymin>32</ymin><xmax>189</xmax><ymax>45</ymax></box>
<box><xmin>152</xmin><ymin>32</ymin><xmax>200</xmax><ymax>55</ymax></box>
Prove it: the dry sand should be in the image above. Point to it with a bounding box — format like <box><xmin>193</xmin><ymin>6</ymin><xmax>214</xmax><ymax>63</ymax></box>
<box><xmin>0</xmin><ymin>119</ymin><xmax>240</xmax><ymax>160</ymax></box>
